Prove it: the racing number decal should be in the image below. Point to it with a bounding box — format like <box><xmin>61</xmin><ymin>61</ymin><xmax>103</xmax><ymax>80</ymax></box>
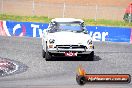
<box><xmin>65</xmin><ymin>52</ymin><xmax>77</xmax><ymax>56</ymax></box>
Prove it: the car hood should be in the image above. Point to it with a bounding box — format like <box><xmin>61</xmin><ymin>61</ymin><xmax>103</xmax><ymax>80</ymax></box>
<box><xmin>47</xmin><ymin>31</ymin><xmax>92</xmax><ymax>45</ymax></box>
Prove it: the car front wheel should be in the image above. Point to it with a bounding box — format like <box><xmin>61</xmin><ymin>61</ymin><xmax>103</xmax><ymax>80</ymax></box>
<box><xmin>45</xmin><ymin>45</ymin><xmax>52</xmax><ymax>61</ymax></box>
<box><xmin>42</xmin><ymin>49</ymin><xmax>46</xmax><ymax>58</ymax></box>
<box><xmin>89</xmin><ymin>51</ymin><xmax>94</xmax><ymax>61</ymax></box>
<box><xmin>82</xmin><ymin>51</ymin><xmax>94</xmax><ymax>61</ymax></box>
<box><xmin>45</xmin><ymin>52</ymin><xmax>52</xmax><ymax>61</ymax></box>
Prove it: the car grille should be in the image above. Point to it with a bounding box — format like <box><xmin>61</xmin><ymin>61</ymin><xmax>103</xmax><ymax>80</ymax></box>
<box><xmin>55</xmin><ymin>45</ymin><xmax>86</xmax><ymax>52</ymax></box>
<box><xmin>56</xmin><ymin>45</ymin><xmax>85</xmax><ymax>48</ymax></box>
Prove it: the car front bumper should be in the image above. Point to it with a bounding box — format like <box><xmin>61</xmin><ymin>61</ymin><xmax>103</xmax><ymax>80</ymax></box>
<box><xmin>47</xmin><ymin>48</ymin><xmax>94</xmax><ymax>55</ymax></box>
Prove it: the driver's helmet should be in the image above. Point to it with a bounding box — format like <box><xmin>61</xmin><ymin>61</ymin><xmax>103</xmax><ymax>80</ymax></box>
<box><xmin>49</xmin><ymin>22</ymin><xmax>60</xmax><ymax>32</ymax></box>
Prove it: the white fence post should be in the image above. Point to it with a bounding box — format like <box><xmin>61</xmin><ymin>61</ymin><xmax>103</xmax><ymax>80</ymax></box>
<box><xmin>95</xmin><ymin>4</ymin><xmax>98</xmax><ymax>21</ymax></box>
<box><xmin>62</xmin><ymin>2</ymin><xmax>66</xmax><ymax>18</ymax></box>
<box><xmin>1</xmin><ymin>0</ymin><xmax>3</xmax><ymax>14</ymax></box>
<box><xmin>32</xmin><ymin>0</ymin><xmax>35</xmax><ymax>16</ymax></box>
<box><xmin>47</xmin><ymin>7</ymin><xmax>49</xmax><ymax>18</ymax></box>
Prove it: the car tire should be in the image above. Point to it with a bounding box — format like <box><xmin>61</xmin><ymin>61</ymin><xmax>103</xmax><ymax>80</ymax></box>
<box><xmin>45</xmin><ymin>44</ymin><xmax>52</xmax><ymax>61</ymax></box>
<box><xmin>45</xmin><ymin>52</ymin><xmax>52</xmax><ymax>61</ymax></box>
<box><xmin>83</xmin><ymin>51</ymin><xmax>94</xmax><ymax>61</ymax></box>
<box><xmin>42</xmin><ymin>49</ymin><xmax>46</xmax><ymax>58</ymax></box>
<box><xmin>89</xmin><ymin>51</ymin><xmax>94</xmax><ymax>61</ymax></box>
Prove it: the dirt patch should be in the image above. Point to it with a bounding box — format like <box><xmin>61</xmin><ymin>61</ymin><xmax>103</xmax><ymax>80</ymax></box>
<box><xmin>0</xmin><ymin>0</ymin><xmax>131</xmax><ymax>20</ymax></box>
<box><xmin>35</xmin><ymin>0</ymin><xmax>131</xmax><ymax>6</ymax></box>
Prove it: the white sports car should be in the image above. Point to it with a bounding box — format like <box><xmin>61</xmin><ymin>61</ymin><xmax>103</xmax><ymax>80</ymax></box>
<box><xmin>42</xmin><ymin>18</ymin><xmax>94</xmax><ymax>61</ymax></box>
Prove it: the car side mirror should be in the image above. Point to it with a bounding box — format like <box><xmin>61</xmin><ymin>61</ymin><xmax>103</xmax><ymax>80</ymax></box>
<box><xmin>83</xmin><ymin>29</ymin><xmax>88</xmax><ymax>34</ymax></box>
<box><xmin>84</xmin><ymin>31</ymin><xmax>88</xmax><ymax>34</ymax></box>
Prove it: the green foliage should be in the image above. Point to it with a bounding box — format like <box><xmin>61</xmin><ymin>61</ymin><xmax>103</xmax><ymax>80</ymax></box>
<box><xmin>0</xmin><ymin>14</ymin><xmax>132</xmax><ymax>27</ymax></box>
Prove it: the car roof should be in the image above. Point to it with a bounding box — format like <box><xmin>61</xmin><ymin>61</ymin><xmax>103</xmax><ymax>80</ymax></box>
<box><xmin>51</xmin><ymin>18</ymin><xmax>84</xmax><ymax>23</ymax></box>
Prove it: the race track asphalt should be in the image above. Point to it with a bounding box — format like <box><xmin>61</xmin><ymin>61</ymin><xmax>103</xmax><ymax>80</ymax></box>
<box><xmin>0</xmin><ymin>36</ymin><xmax>132</xmax><ymax>88</ymax></box>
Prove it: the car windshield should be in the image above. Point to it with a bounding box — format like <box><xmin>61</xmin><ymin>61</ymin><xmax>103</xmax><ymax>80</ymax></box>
<box><xmin>49</xmin><ymin>22</ymin><xmax>85</xmax><ymax>33</ymax></box>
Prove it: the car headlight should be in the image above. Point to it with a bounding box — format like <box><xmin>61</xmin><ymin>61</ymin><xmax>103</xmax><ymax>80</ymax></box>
<box><xmin>49</xmin><ymin>39</ymin><xmax>55</xmax><ymax>43</ymax></box>
<box><xmin>87</xmin><ymin>40</ymin><xmax>92</xmax><ymax>44</ymax></box>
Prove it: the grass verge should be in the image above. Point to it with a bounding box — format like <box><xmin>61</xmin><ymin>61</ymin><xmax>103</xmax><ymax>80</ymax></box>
<box><xmin>0</xmin><ymin>14</ymin><xmax>132</xmax><ymax>27</ymax></box>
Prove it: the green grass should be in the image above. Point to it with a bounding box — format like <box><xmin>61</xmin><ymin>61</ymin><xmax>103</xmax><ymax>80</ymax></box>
<box><xmin>84</xmin><ymin>19</ymin><xmax>132</xmax><ymax>27</ymax></box>
<box><xmin>0</xmin><ymin>14</ymin><xmax>132</xmax><ymax>27</ymax></box>
<box><xmin>0</xmin><ymin>14</ymin><xmax>52</xmax><ymax>23</ymax></box>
